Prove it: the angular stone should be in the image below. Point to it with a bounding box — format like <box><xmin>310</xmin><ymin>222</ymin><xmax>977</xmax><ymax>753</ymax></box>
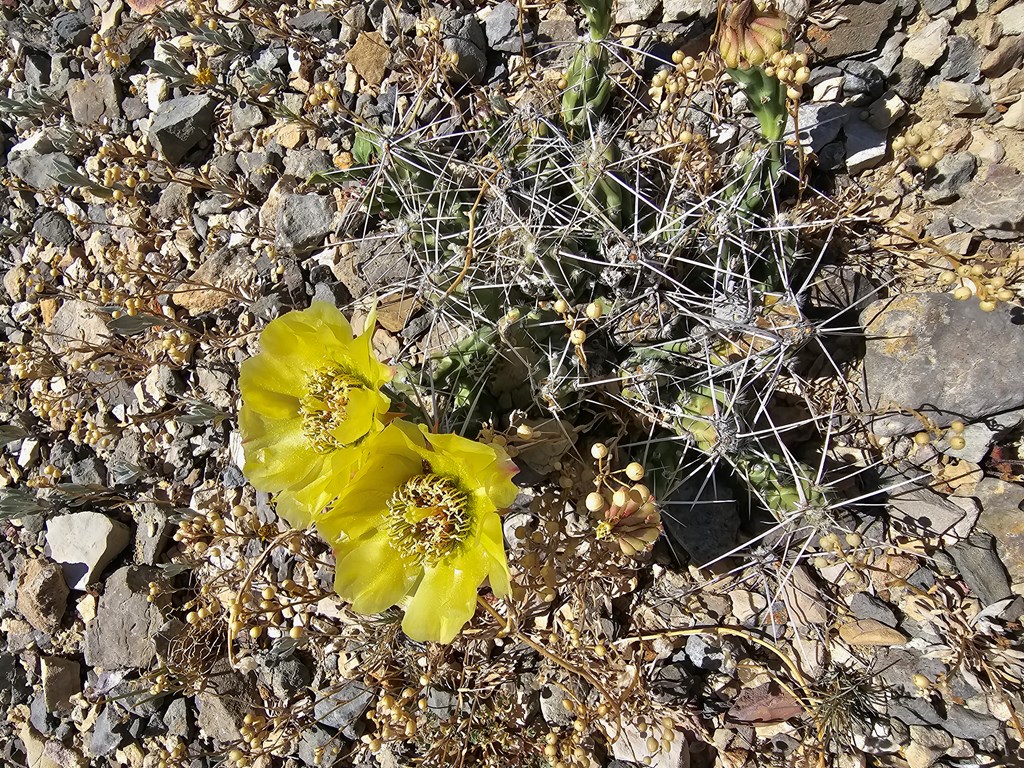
<box><xmin>345</xmin><ymin>31</ymin><xmax>390</xmax><ymax>87</ymax></box>
<box><xmin>663</xmin><ymin>0</ymin><xmax>702</xmax><ymax>21</ymax></box>
<box><xmin>42</xmin><ymin>298</ymin><xmax>110</xmax><ymax>367</ymax></box>
<box><xmin>903</xmin><ymin>18</ymin><xmax>950</xmax><ymax>68</ymax></box>
<box><xmin>861</xmin><ymin>293</ymin><xmax>1024</xmax><ymax>434</ymax></box>
<box><xmin>84</xmin><ymin>566</ymin><xmax>167</xmax><ymax>670</ymax></box>
<box><xmin>980</xmin><ymin>35</ymin><xmax>1024</xmax><ymax>78</ymax></box>
<box><xmin>442</xmin><ymin>15</ymin><xmax>488</xmax><ymax>85</ymax></box>
<box><xmin>838</xmin><ymin>618</ymin><xmax>908</xmax><ymax>646</ymax></box>
<box><xmin>174</xmin><ymin>246</ymin><xmax>257</xmax><ymax>315</ymax></box>
<box><xmin>865</xmin><ymin>89</ymin><xmax>906</xmax><ymax>130</ymax></box>
<box><xmin>196</xmin><ymin>662</ymin><xmax>260</xmax><ymax>743</ymax></box>
<box><xmin>949</xmin><ymin>164</ymin><xmax>1024</xmax><ymax>239</ymax></box>
<box><xmin>32</xmin><ymin>210</ymin><xmax>76</xmax><ymax>247</ymax></box>
<box><xmin>810</xmin><ymin>1</ymin><xmax>897</xmax><ymax>60</ymax></box>
<box><xmin>8</xmin><ymin>133</ymin><xmax>73</xmax><ymax>190</ymax></box>
<box><xmin>615</xmin><ymin>0</ymin><xmax>659</xmax><ymax>24</ymax></box>
<box><xmin>41</xmin><ymin>656</ymin><xmax>80</xmax><ymax>714</ymax></box>
<box><xmin>486</xmin><ymin>1</ymin><xmax>531</xmax><ymax>53</ymax></box>
<box><xmin>849</xmin><ymin>591</ymin><xmax>899</xmax><ymax>627</ymax></box>
<box><xmin>46</xmin><ymin>511</ymin><xmax>130</xmax><ymax>591</ymax></box>
<box><xmin>67</xmin><ymin>74</ymin><xmax>120</xmax><ymax>126</ymax></box>
<box><xmin>844</xmin><ymin>119</ymin><xmax>887</xmax><ymax>174</ymax></box>
<box><xmin>1004</xmin><ymin>98</ymin><xmax>1024</xmax><ymax>130</ymax></box>
<box><xmin>991</xmin><ymin>67</ymin><xmax>1024</xmax><ymax>102</ymax></box>
<box><xmin>939</xmin><ymin>35</ymin><xmax>982</xmax><ymax>82</ymax></box>
<box><xmin>148</xmin><ymin>95</ymin><xmax>217</xmax><ymax>164</ymax></box>
<box><xmin>999</xmin><ymin>5</ymin><xmax>1024</xmax><ymax>36</ymax></box>
<box><xmin>948</xmin><ymin>532</ymin><xmax>1013</xmax><ymax>606</ymax></box>
<box><xmin>973</xmin><ymin>477</ymin><xmax>1024</xmax><ymax>586</ymax></box>
<box><xmin>922</xmin><ymin>152</ymin><xmax>977</xmax><ymax>203</ymax></box>
<box><xmin>937</xmin><ymin>81</ymin><xmax>991</xmax><ymax>115</ymax></box>
<box><xmin>17</xmin><ymin>558</ymin><xmax>69</xmax><ymax>633</ymax></box>
<box><xmin>275</xmin><ymin>194</ymin><xmax>334</xmax><ymax>253</ymax></box>
<box><xmin>890</xmin><ymin>57</ymin><xmax>927</xmax><ymax>102</ymax></box>
<box><xmin>313</xmin><ymin>680</ymin><xmax>374</xmax><ymax>738</ymax></box>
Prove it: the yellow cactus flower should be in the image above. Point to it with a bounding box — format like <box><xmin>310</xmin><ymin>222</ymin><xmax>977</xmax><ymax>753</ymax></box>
<box><xmin>239</xmin><ymin>302</ymin><xmax>393</xmax><ymax>526</ymax></box>
<box><xmin>317</xmin><ymin>420</ymin><xmax>518</xmax><ymax>644</ymax></box>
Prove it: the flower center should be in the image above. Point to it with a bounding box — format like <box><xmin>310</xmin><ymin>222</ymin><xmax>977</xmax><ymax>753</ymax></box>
<box><xmin>299</xmin><ymin>367</ymin><xmax>365</xmax><ymax>453</ymax></box>
<box><xmin>385</xmin><ymin>474</ymin><xmax>472</xmax><ymax>566</ymax></box>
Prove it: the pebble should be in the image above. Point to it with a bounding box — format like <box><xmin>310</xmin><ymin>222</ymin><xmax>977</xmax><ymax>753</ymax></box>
<box><xmin>903</xmin><ymin>18</ymin><xmax>951</xmax><ymax>68</ymax></box>
<box><xmin>148</xmin><ymin>95</ymin><xmax>217</xmax><ymax>164</ymax></box>
<box><xmin>45</xmin><ymin>511</ymin><xmax>131</xmax><ymax>591</ymax></box>
<box><xmin>16</xmin><ymin>558</ymin><xmax>68</xmax><ymax>633</ymax></box>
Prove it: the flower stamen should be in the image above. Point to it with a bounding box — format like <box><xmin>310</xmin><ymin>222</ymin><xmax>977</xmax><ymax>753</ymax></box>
<box><xmin>386</xmin><ymin>474</ymin><xmax>472</xmax><ymax>565</ymax></box>
<box><xmin>299</xmin><ymin>367</ymin><xmax>365</xmax><ymax>453</ymax></box>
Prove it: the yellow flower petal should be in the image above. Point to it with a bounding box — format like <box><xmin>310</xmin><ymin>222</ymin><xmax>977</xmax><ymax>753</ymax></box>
<box><xmin>402</xmin><ymin>552</ymin><xmax>489</xmax><ymax>643</ymax></box>
<box><xmin>334</xmin><ymin>533</ymin><xmax>418</xmax><ymax>615</ymax></box>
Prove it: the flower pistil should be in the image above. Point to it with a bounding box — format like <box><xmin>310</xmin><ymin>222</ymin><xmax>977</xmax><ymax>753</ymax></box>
<box><xmin>385</xmin><ymin>473</ymin><xmax>472</xmax><ymax>566</ymax></box>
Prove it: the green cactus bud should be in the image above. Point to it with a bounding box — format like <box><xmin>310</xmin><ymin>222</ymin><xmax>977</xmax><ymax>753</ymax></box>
<box><xmin>576</xmin><ymin>0</ymin><xmax>612</xmax><ymax>40</ymax></box>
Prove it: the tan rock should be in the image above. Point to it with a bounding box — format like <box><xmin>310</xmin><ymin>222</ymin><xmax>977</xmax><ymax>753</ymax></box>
<box><xmin>345</xmin><ymin>31</ymin><xmax>390</xmax><ymax>87</ymax></box>
<box><xmin>838</xmin><ymin>618</ymin><xmax>908</xmax><ymax>646</ymax></box>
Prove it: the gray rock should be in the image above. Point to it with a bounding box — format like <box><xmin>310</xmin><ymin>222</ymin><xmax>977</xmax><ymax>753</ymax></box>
<box><xmin>662</xmin><ymin>481</ymin><xmax>740</xmax><ymax>565</ymax></box>
<box><xmin>426</xmin><ymin>687</ymin><xmax>458</xmax><ymax>718</ymax></box>
<box><xmin>663</xmin><ymin>0</ymin><xmax>702</xmax><ymax>21</ymax></box>
<box><xmin>67</xmin><ymin>74</ymin><xmax>120</xmax><ymax>126</ymax></box>
<box><xmin>32</xmin><ymin>211</ymin><xmax>75</xmax><ymax>247</ymax></box>
<box><xmin>41</xmin><ymin>656</ymin><xmax>79</xmax><ymax>714</ymax></box>
<box><xmin>148</xmin><ymin>96</ymin><xmax>217</xmax><ymax>164</ymax></box>
<box><xmin>865</xmin><ymin>89</ymin><xmax>907</xmax><ymax>130</ymax></box>
<box><xmin>163</xmin><ymin>697</ymin><xmax>191</xmax><ymax>738</ymax></box>
<box><xmin>8</xmin><ymin>133</ymin><xmax>73</xmax><ymax>190</ymax></box>
<box><xmin>133</xmin><ymin>504</ymin><xmax>170</xmax><ymax>566</ymax></box>
<box><xmin>84</xmin><ymin>566</ymin><xmax>167</xmax><ymax>669</ymax></box>
<box><xmin>442</xmin><ymin>15</ymin><xmax>488</xmax><ymax>85</ymax></box>
<box><xmin>684</xmin><ymin>634</ymin><xmax>725</xmax><ymax>671</ymax></box>
<box><xmin>25</xmin><ymin>52</ymin><xmax>51</xmax><ymax>88</ymax></box>
<box><xmin>891</xmin><ymin>58</ymin><xmax>927</xmax><ymax>102</ymax></box>
<box><xmin>973</xmin><ymin>477</ymin><xmax>1024</xmax><ymax>586</ymax></box>
<box><xmin>122</xmin><ymin>97</ymin><xmax>148</xmax><ymax>121</ymax></box>
<box><xmin>313</xmin><ymin>680</ymin><xmax>374</xmax><ymax>738</ymax></box>
<box><xmin>837</xmin><ymin>60</ymin><xmax>886</xmax><ymax>102</ymax></box>
<box><xmin>873</xmin><ymin>31</ymin><xmax>908</xmax><ymax>76</ymax></box>
<box><xmin>849</xmin><ymin>592</ymin><xmax>899</xmax><ymax>627</ymax></box>
<box><xmin>0</xmin><ymin>653</ymin><xmax>31</xmax><ymax>709</ymax></box>
<box><xmin>937</xmin><ymin>81</ymin><xmax>991</xmax><ymax>115</ymax></box>
<box><xmin>283</xmin><ymin>149</ymin><xmax>334</xmax><ymax>179</ymax></box>
<box><xmin>903</xmin><ymin>18</ymin><xmax>950</xmax><ymax>68</ymax></box>
<box><xmin>949</xmin><ymin>164</ymin><xmax>1024</xmax><ymax>239</ymax></box>
<box><xmin>486</xmin><ymin>2</ymin><xmax>520</xmax><ymax>53</ymax></box>
<box><xmin>87</xmin><ymin>706</ymin><xmax>126</xmax><ymax>757</ymax></box>
<box><xmin>794</xmin><ymin>102</ymin><xmax>852</xmax><ymax>152</ymax></box>
<box><xmin>265</xmin><ymin>655</ymin><xmax>311</xmax><ymax>700</ymax></box>
<box><xmin>860</xmin><ymin>292</ymin><xmax>1024</xmax><ymax>435</ymax></box>
<box><xmin>998</xmin><ymin>5</ymin><xmax>1024</xmax><ymax>36</ymax></box>
<box><xmin>46</xmin><ymin>511</ymin><xmax>131</xmax><ymax>591</ymax></box>
<box><xmin>196</xmin><ymin>663</ymin><xmax>259</xmax><ymax>743</ymax></box>
<box><xmin>939</xmin><ymin>35</ymin><xmax>982</xmax><ymax>82</ymax></box>
<box><xmin>539</xmin><ymin>682</ymin><xmax>575</xmax><ymax>726</ymax></box>
<box><xmin>845</xmin><ymin>119</ymin><xmax>887</xmax><ymax>174</ymax></box>
<box><xmin>49</xmin><ymin>13</ymin><xmax>90</xmax><ymax>52</ymax></box>
<box><xmin>275</xmin><ymin>194</ymin><xmax>334</xmax><ymax>253</ymax></box>
<box><xmin>615</xmin><ymin>0</ymin><xmax>659</xmax><ymax>24</ymax></box>
<box><xmin>70</xmin><ymin>455</ymin><xmax>107</xmax><ymax>486</ymax></box>
<box><xmin>922</xmin><ymin>0</ymin><xmax>953</xmax><ymax>15</ymax></box>
<box><xmin>17</xmin><ymin>558</ymin><xmax>68</xmax><ymax>633</ymax></box>
<box><xmin>298</xmin><ymin>726</ymin><xmax>339</xmax><ymax>766</ymax></box>
<box><xmin>43</xmin><ymin>298</ymin><xmax>111</xmax><ymax>367</ymax></box>
<box><xmin>290</xmin><ymin>10</ymin><xmax>339</xmax><ymax>40</ymax></box>
<box><xmin>231</xmin><ymin>101</ymin><xmax>264</xmax><ymax>131</ymax></box>
<box><xmin>922</xmin><ymin>152</ymin><xmax>977</xmax><ymax>203</ymax></box>
<box><xmin>814</xmin><ymin>0</ymin><xmax>897</xmax><ymax>60</ymax></box>
<box><xmin>948</xmin><ymin>532</ymin><xmax>1013</xmax><ymax>606</ymax></box>
<box><xmin>155</xmin><ymin>182</ymin><xmax>192</xmax><ymax>222</ymax></box>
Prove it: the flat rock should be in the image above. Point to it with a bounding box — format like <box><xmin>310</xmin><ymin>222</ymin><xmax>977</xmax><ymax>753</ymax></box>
<box><xmin>196</xmin><ymin>661</ymin><xmax>260</xmax><ymax>743</ymax></box>
<box><xmin>922</xmin><ymin>152</ymin><xmax>977</xmax><ymax>203</ymax></box>
<box><xmin>860</xmin><ymin>293</ymin><xmax>1024</xmax><ymax>435</ymax></box>
<box><xmin>46</xmin><ymin>511</ymin><xmax>130</xmax><ymax>591</ymax></box>
<box><xmin>275</xmin><ymin>193</ymin><xmax>335</xmax><ymax>253</ymax></box>
<box><xmin>175</xmin><ymin>245</ymin><xmax>257</xmax><ymax>315</ymax></box>
<box><xmin>148</xmin><ymin>95</ymin><xmax>217</xmax><ymax>164</ymax></box>
<box><xmin>938</xmin><ymin>35</ymin><xmax>982</xmax><ymax>82</ymax></box>
<box><xmin>794</xmin><ymin>102</ymin><xmax>852</xmax><ymax>152</ymax></box>
<box><xmin>810</xmin><ymin>1</ymin><xmax>898</xmax><ymax>60</ymax></box>
<box><xmin>17</xmin><ymin>558</ymin><xmax>69</xmax><ymax>633</ymax></box>
<box><xmin>313</xmin><ymin>679</ymin><xmax>375</xmax><ymax>738</ymax></box>
<box><xmin>937</xmin><ymin>81</ymin><xmax>991</xmax><ymax>115</ymax></box>
<box><xmin>1003</xmin><ymin>98</ymin><xmax>1024</xmax><ymax>130</ymax></box>
<box><xmin>973</xmin><ymin>477</ymin><xmax>1024</xmax><ymax>586</ymax></box>
<box><xmin>949</xmin><ymin>164</ymin><xmax>1024</xmax><ymax>239</ymax></box>
<box><xmin>980</xmin><ymin>35</ymin><xmax>1024</xmax><ymax>78</ymax></box>
<box><xmin>42</xmin><ymin>299</ymin><xmax>111</xmax><ymax>367</ymax></box>
<box><xmin>890</xmin><ymin>57</ymin><xmax>927</xmax><ymax>102</ymax></box>
<box><xmin>67</xmin><ymin>74</ymin><xmax>120</xmax><ymax>126</ymax></box>
<box><xmin>948</xmin><ymin>532</ymin><xmax>1013</xmax><ymax>606</ymax></box>
<box><xmin>345</xmin><ymin>31</ymin><xmax>390</xmax><ymax>87</ymax></box>
<box><xmin>84</xmin><ymin>566</ymin><xmax>168</xmax><ymax>670</ymax></box>
<box><xmin>615</xmin><ymin>0</ymin><xmax>659</xmax><ymax>24</ymax></box>
<box><xmin>849</xmin><ymin>591</ymin><xmax>899</xmax><ymax>626</ymax></box>
<box><xmin>663</xmin><ymin>0</ymin><xmax>702</xmax><ymax>22</ymax></box>
<box><xmin>844</xmin><ymin>118</ymin><xmax>887</xmax><ymax>174</ymax></box>
<box><xmin>8</xmin><ymin>133</ymin><xmax>73</xmax><ymax>190</ymax></box>
<box><xmin>998</xmin><ymin>5</ymin><xmax>1024</xmax><ymax>36</ymax></box>
<box><xmin>838</xmin><ymin>618</ymin><xmax>908</xmax><ymax>646</ymax></box>
<box><xmin>41</xmin><ymin>656</ymin><xmax>79</xmax><ymax>714</ymax></box>
<box><xmin>486</xmin><ymin>1</ymin><xmax>531</xmax><ymax>53</ymax></box>
<box><xmin>903</xmin><ymin>18</ymin><xmax>951</xmax><ymax>68</ymax></box>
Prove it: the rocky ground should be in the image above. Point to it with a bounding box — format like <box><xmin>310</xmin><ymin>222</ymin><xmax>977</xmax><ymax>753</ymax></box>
<box><xmin>2</xmin><ymin>0</ymin><xmax>1024</xmax><ymax>767</ymax></box>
